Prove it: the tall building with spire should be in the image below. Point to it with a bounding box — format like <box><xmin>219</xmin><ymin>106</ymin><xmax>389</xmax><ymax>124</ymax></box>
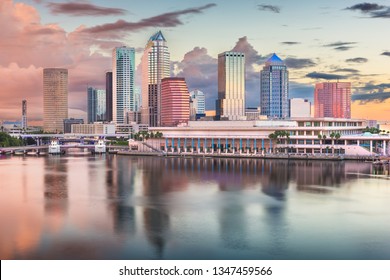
<box><xmin>141</xmin><ymin>31</ymin><xmax>170</xmax><ymax>127</ymax></box>
<box><xmin>260</xmin><ymin>53</ymin><xmax>289</xmax><ymax>119</ymax></box>
<box><xmin>112</xmin><ymin>47</ymin><xmax>135</xmax><ymax>124</ymax></box>
<box><xmin>216</xmin><ymin>52</ymin><xmax>246</xmax><ymax>120</ymax></box>
<box><xmin>43</xmin><ymin>68</ymin><xmax>68</xmax><ymax>133</ymax></box>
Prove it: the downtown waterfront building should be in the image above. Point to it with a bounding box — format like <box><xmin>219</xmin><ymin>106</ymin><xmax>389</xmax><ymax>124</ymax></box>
<box><xmin>141</xmin><ymin>31</ymin><xmax>170</xmax><ymax>127</ymax></box>
<box><xmin>43</xmin><ymin>68</ymin><xmax>68</xmax><ymax>133</ymax></box>
<box><xmin>314</xmin><ymin>82</ymin><xmax>351</xmax><ymax>118</ymax></box>
<box><xmin>216</xmin><ymin>52</ymin><xmax>246</xmax><ymax>120</ymax></box>
<box><xmin>260</xmin><ymin>53</ymin><xmax>289</xmax><ymax>119</ymax></box>
<box><xmin>87</xmin><ymin>87</ymin><xmax>106</xmax><ymax>123</ymax></box>
<box><xmin>112</xmin><ymin>47</ymin><xmax>135</xmax><ymax>124</ymax></box>
<box><xmin>147</xmin><ymin>118</ymin><xmax>390</xmax><ymax>157</ymax></box>
<box><xmin>105</xmin><ymin>72</ymin><xmax>113</xmax><ymax>122</ymax></box>
<box><xmin>161</xmin><ymin>77</ymin><xmax>190</xmax><ymax>126</ymax></box>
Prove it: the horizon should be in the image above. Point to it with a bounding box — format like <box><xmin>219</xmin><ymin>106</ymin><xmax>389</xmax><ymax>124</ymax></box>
<box><xmin>1</xmin><ymin>0</ymin><xmax>390</xmax><ymax>123</ymax></box>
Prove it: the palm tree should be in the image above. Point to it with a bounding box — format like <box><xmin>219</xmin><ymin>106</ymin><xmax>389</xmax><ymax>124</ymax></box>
<box><xmin>330</xmin><ymin>132</ymin><xmax>336</xmax><ymax>154</ymax></box>
<box><xmin>335</xmin><ymin>132</ymin><xmax>341</xmax><ymax>154</ymax></box>
<box><xmin>268</xmin><ymin>133</ymin><xmax>277</xmax><ymax>153</ymax></box>
<box><xmin>318</xmin><ymin>134</ymin><xmax>323</xmax><ymax>154</ymax></box>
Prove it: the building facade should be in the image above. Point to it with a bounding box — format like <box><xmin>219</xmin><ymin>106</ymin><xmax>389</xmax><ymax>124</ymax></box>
<box><xmin>216</xmin><ymin>52</ymin><xmax>245</xmax><ymax>120</ymax></box>
<box><xmin>71</xmin><ymin>123</ymin><xmax>116</xmax><ymax>135</ymax></box>
<box><xmin>105</xmin><ymin>71</ymin><xmax>113</xmax><ymax>122</ymax></box>
<box><xmin>63</xmin><ymin>118</ymin><xmax>84</xmax><ymax>134</ymax></box>
<box><xmin>314</xmin><ymin>82</ymin><xmax>351</xmax><ymax>118</ymax></box>
<box><xmin>190</xmin><ymin>90</ymin><xmax>206</xmax><ymax>114</ymax></box>
<box><xmin>260</xmin><ymin>53</ymin><xmax>289</xmax><ymax>119</ymax></box>
<box><xmin>148</xmin><ymin>118</ymin><xmax>390</xmax><ymax>156</ymax></box>
<box><xmin>88</xmin><ymin>87</ymin><xmax>106</xmax><ymax>123</ymax></box>
<box><xmin>43</xmin><ymin>68</ymin><xmax>68</xmax><ymax>133</ymax></box>
<box><xmin>112</xmin><ymin>47</ymin><xmax>135</xmax><ymax>124</ymax></box>
<box><xmin>161</xmin><ymin>77</ymin><xmax>190</xmax><ymax>126</ymax></box>
<box><xmin>141</xmin><ymin>31</ymin><xmax>170</xmax><ymax>127</ymax></box>
<box><xmin>290</xmin><ymin>98</ymin><xmax>311</xmax><ymax>118</ymax></box>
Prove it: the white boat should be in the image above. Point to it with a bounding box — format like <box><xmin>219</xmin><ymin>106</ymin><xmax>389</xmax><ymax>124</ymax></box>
<box><xmin>48</xmin><ymin>140</ymin><xmax>61</xmax><ymax>154</ymax></box>
<box><xmin>94</xmin><ymin>139</ymin><xmax>106</xmax><ymax>154</ymax></box>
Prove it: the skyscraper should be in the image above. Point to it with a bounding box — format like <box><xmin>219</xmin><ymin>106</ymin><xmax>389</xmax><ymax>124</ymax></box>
<box><xmin>161</xmin><ymin>77</ymin><xmax>190</xmax><ymax>126</ymax></box>
<box><xmin>112</xmin><ymin>47</ymin><xmax>135</xmax><ymax>124</ymax></box>
<box><xmin>21</xmin><ymin>100</ymin><xmax>27</xmax><ymax>130</ymax></box>
<box><xmin>260</xmin><ymin>53</ymin><xmax>289</xmax><ymax>119</ymax></box>
<box><xmin>314</xmin><ymin>82</ymin><xmax>351</xmax><ymax>118</ymax></box>
<box><xmin>190</xmin><ymin>89</ymin><xmax>206</xmax><ymax>114</ymax></box>
<box><xmin>141</xmin><ymin>31</ymin><xmax>170</xmax><ymax>127</ymax></box>
<box><xmin>216</xmin><ymin>52</ymin><xmax>245</xmax><ymax>120</ymax></box>
<box><xmin>88</xmin><ymin>87</ymin><xmax>106</xmax><ymax>123</ymax></box>
<box><xmin>105</xmin><ymin>71</ymin><xmax>113</xmax><ymax>122</ymax></box>
<box><xmin>43</xmin><ymin>68</ymin><xmax>68</xmax><ymax>133</ymax></box>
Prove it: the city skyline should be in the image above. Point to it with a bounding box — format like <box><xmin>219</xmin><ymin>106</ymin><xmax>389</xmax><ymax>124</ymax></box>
<box><xmin>0</xmin><ymin>0</ymin><xmax>390</xmax><ymax>123</ymax></box>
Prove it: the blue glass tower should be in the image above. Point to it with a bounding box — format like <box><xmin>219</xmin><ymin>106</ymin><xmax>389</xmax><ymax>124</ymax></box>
<box><xmin>260</xmin><ymin>53</ymin><xmax>289</xmax><ymax>119</ymax></box>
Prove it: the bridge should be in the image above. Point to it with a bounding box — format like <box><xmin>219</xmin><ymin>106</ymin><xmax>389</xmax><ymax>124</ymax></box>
<box><xmin>0</xmin><ymin>144</ymin><xmax>128</xmax><ymax>155</ymax></box>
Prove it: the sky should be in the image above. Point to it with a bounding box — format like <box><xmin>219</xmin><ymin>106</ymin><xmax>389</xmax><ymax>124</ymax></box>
<box><xmin>0</xmin><ymin>0</ymin><xmax>390</xmax><ymax>124</ymax></box>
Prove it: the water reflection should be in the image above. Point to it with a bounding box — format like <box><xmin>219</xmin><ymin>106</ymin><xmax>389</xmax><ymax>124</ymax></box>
<box><xmin>1</xmin><ymin>156</ymin><xmax>389</xmax><ymax>260</ymax></box>
<box><xmin>44</xmin><ymin>157</ymin><xmax>68</xmax><ymax>214</ymax></box>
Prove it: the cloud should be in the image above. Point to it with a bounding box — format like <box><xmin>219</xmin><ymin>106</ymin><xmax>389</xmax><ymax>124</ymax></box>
<box><xmin>173</xmin><ymin>47</ymin><xmax>218</xmax><ymax>110</ymax></box>
<box><xmin>359</xmin><ymin>83</ymin><xmax>390</xmax><ymax>92</ymax></box>
<box><xmin>381</xmin><ymin>52</ymin><xmax>390</xmax><ymax>56</ymax></box>
<box><xmin>0</xmin><ymin>0</ymin><xmax>112</xmax><ymax>121</ymax></box>
<box><xmin>346</xmin><ymin>3</ymin><xmax>385</xmax><ymax>13</ymax></box>
<box><xmin>333</xmin><ymin>68</ymin><xmax>360</xmax><ymax>74</ymax></box>
<box><xmin>81</xmin><ymin>3</ymin><xmax>217</xmax><ymax>38</ymax></box>
<box><xmin>258</xmin><ymin>4</ymin><xmax>280</xmax><ymax>13</ymax></box>
<box><xmin>281</xmin><ymin>42</ymin><xmax>300</xmax><ymax>45</ymax></box>
<box><xmin>345</xmin><ymin>3</ymin><xmax>390</xmax><ymax>18</ymax></box>
<box><xmin>323</xmin><ymin>42</ymin><xmax>356</xmax><ymax>52</ymax></box>
<box><xmin>352</xmin><ymin>92</ymin><xmax>390</xmax><ymax>103</ymax></box>
<box><xmin>306</xmin><ymin>72</ymin><xmax>348</xmax><ymax>80</ymax></box>
<box><xmin>346</xmin><ymin>57</ymin><xmax>368</xmax><ymax>63</ymax></box>
<box><xmin>47</xmin><ymin>2</ymin><xmax>127</xmax><ymax>16</ymax></box>
<box><xmin>284</xmin><ymin>58</ymin><xmax>316</xmax><ymax>69</ymax></box>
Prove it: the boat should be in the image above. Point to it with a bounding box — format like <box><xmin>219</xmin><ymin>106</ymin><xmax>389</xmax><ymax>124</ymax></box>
<box><xmin>94</xmin><ymin>139</ymin><xmax>106</xmax><ymax>154</ymax></box>
<box><xmin>48</xmin><ymin>140</ymin><xmax>61</xmax><ymax>154</ymax></box>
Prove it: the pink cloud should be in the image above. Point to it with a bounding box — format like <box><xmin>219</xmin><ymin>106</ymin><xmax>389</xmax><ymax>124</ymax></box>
<box><xmin>0</xmin><ymin>0</ymin><xmax>115</xmax><ymax>122</ymax></box>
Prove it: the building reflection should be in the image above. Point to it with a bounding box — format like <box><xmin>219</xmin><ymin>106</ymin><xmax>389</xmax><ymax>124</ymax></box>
<box><xmin>44</xmin><ymin>156</ymin><xmax>68</xmax><ymax>214</ymax></box>
<box><xmin>105</xmin><ymin>156</ymin><xmax>136</xmax><ymax>236</ymax></box>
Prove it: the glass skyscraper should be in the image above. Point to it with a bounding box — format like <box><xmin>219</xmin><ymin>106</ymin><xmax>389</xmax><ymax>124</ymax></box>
<box><xmin>260</xmin><ymin>53</ymin><xmax>289</xmax><ymax>119</ymax></box>
<box><xmin>88</xmin><ymin>87</ymin><xmax>106</xmax><ymax>123</ymax></box>
<box><xmin>112</xmin><ymin>47</ymin><xmax>135</xmax><ymax>124</ymax></box>
<box><xmin>141</xmin><ymin>31</ymin><xmax>170</xmax><ymax>127</ymax></box>
<box><xmin>216</xmin><ymin>52</ymin><xmax>245</xmax><ymax>120</ymax></box>
<box><xmin>190</xmin><ymin>89</ymin><xmax>206</xmax><ymax>114</ymax></box>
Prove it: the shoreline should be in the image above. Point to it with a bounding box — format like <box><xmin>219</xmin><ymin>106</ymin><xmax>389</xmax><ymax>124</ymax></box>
<box><xmin>117</xmin><ymin>150</ymin><xmax>389</xmax><ymax>162</ymax></box>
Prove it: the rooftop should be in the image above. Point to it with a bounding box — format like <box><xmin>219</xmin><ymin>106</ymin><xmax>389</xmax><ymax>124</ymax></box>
<box><xmin>149</xmin><ymin>31</ymin><xmax>166</xmax><ymax>42</ymax></box>
<box><xmin>265</xmin><ymin>53</ymin><xmax>284</xmax><ymax>66</ymax></box>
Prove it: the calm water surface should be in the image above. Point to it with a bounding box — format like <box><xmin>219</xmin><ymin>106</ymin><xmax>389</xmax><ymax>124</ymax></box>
<box><xmin>0</xmin><ymin>154</ymin><xmax>389</xmax><ymax>259</ymax></box>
